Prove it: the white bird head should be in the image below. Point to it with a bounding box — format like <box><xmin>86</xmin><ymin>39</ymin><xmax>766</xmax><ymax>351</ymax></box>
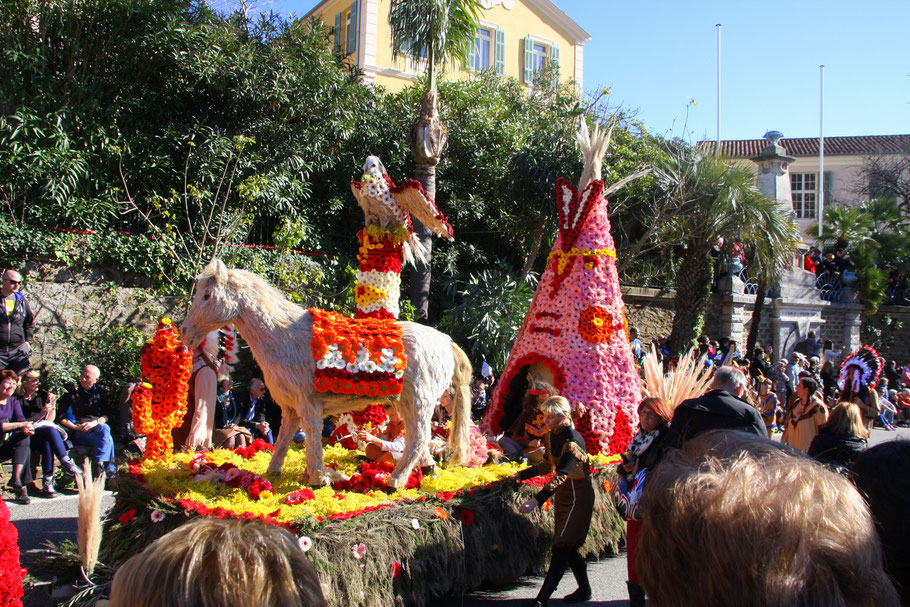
<box><xmin>361</xmin><ymin>156</ymin><xmax>387</xmax><ymax>182</ymax></box>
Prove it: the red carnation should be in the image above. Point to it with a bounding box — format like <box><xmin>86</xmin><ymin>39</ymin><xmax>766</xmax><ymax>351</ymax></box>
<box><xmin>457</xmin><ymin>509</ymin><xmax>475</xmax><ymax>526</ymax></box>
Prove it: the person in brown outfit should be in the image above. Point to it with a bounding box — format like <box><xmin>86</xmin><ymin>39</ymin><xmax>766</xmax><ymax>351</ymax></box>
<box><xmin>511</xmin><ymin>396</ymin><xmax>594</xmax><ymax>606</ymax></box>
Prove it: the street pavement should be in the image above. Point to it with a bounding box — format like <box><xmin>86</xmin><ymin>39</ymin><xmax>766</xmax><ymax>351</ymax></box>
<box><xmin>8</xmin><ymin>427</ymin><xmax>908</xmax><ymax>605</ymax></box>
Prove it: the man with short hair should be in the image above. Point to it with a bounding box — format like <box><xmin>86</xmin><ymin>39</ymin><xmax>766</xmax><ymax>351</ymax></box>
<box><xmin>0</xmin><ymin>269</ymin><xmax>35</xmax><ymax>374</ymax></box>
<box><xmin>664</xmin><ymin>366</ymin><xmax>766</xmax><ymax>448</ymax></box>
<box><xmin>57</xmin><ymin>365</ymin><xmax>116</xmax><ymax>478</ymax></box>
<box><xmin>237</xmin><ymin>378</ymin><xmax>275</xmax><ymax>443</ymax></box>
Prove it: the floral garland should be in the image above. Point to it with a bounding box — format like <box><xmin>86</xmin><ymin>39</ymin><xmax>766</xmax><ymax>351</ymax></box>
<box><xmin>355</xmin><ymin>226</ymin><xmax>408</xmax><ymax>319</ymax></box>
<box><xmin>132</xmin><ymin>318</ymin><xmax>194</xmax><ymax>460</ymax></box>
<box><xmin>485</xmin><ymin>353</ymin><xmax>565</xmax><ymax>435</ymax></box>
<box><xmin>121</xmin><ymin>446</ymin><xmax>621</xmax><ymax>541</ymax></box>
<box><xmin>188</xmin><ymin>457</ymin><xmax>274</xmax><ymax>501</ymax></box>
<box><xmin>310</xmin><ymin>308</ymin><xmax>406</xmax><ymax>398</ymax></box>
<box><xmin>0</xmin><ymin>500</ymin><xmax>24</xmax><ymax>607</ymax></box>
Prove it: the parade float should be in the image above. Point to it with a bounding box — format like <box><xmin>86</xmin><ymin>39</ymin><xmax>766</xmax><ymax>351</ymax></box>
<box><xmin>94</xmin><ymin>140</ymin><xmax>634</xmax><ymax>607</ymax></box>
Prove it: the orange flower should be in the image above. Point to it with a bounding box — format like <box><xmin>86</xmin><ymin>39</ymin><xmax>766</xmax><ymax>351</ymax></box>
<box><xmin>434</xmin><ymin>507</ymin><xmax>447</xmax><ymax>520</ymax></box>
<box><xmin>578</xmin><ymin>305</ymin><xmax>619</xmax><ymax>344</ymax></box>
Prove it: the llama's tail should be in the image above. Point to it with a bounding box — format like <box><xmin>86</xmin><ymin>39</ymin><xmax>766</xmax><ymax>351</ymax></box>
<box><xmin>447</xmin><ymin>341</ymin><xmax>473</xmax><ymax>467</ymax></box>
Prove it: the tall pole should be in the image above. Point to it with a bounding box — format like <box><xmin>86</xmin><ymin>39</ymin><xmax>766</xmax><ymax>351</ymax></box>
<box><xmin>716</xmin><ymin>24</ymin><xmax>722</xmax><ymax>155</ymax></box>
<box><xmin>818</xmin><ymin>65</ymin><xmax>825</xmax><ymax>249</ymax></box>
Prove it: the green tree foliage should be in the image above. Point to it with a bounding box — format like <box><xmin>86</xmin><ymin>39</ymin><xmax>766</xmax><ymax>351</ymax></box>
<box><xmin>0</xmin><ymin>0</ymin><xmax>383</xmax><ymax>270</ymax></box>
<box><xmin>809</xmin><ymin>198</ymin><xmax>910</xmax><ymax>313</ymax></box>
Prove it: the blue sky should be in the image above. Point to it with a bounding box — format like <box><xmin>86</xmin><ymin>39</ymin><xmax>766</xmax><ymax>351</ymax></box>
<box><xmin>270</xmin><ymin>0</ymin><xmax>909</xmax><ymax>141</ymax></box>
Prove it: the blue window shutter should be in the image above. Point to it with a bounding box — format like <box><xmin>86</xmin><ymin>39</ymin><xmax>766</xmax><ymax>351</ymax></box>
<box><xmin>494</xmin><ymin>29</ymin><xmax>505</xmax><ymax>76</ymax></box>
<box><xmin>550</xmin><ymin>44</ymin><xmax>560</xmax><ymax>75</ymax></box>
<box><xmin>334</xmin><ymin>13</ymin><xmax>342</xmax><ymax>50</ymax></box>
<box><xmin>466</xmin><ymin>33</ymin><xmax>477</xmax><ymax>71</ymax></box>
<box><xmin>346</xmin><ymin>1</ymin><xmax>359</xmax><ymax>56</ymax></box>
<box><xmin>523</xmin><ymin>37</ymin><xmax>534</xmax><ymax>84</ymax></box>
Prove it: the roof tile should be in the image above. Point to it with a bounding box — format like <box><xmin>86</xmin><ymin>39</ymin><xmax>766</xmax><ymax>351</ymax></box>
<box><xmin>698</xmin><ymin>135</ymin><xmax>910</xmax><ymax>158</ymax></box>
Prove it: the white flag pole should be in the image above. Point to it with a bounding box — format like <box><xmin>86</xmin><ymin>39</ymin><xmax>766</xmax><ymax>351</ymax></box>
<box><xmin>818</xmin><ymin>65</ymin><xmax>825</xmax><ymax>249</ymax></box>
<box><xmin>716</xmin><ymin>24</ymin><xmax>722</xmax><ymax>155</ymax></box>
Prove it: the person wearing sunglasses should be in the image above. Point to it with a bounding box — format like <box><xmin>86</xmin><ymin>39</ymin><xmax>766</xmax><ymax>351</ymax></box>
<box><xmin>0</xmin><ymin>269</ymin><xmax>35</xmax><ymax>375</ymax></box>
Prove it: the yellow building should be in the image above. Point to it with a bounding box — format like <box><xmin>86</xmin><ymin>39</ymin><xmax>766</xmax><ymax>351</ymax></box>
<box><xmin>304</xmin><ymin>0</ymin><xmax>590</xmax><ymax>92</ymax></box>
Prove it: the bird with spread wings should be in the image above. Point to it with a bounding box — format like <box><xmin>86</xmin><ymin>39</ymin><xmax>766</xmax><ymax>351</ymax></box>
<box><xmin>350</xmin><ymin>156</ymin><xmax>453</xmax><ymax>267</ymax></box>
<box><xmin>349</xmin><ymin>156</ymin><xmax>454</xmax><ymax>319</ymax></box>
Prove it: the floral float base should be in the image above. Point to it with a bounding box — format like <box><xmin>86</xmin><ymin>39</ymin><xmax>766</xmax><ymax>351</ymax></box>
<box><xmin>100</xmin><ymin>444</ymin><xmax>623</xmax><ymax>607</ymax></box>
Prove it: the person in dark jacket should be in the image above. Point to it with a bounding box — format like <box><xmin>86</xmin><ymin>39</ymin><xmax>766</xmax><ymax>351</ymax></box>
<box><xmin>0</xmin><ymin>269</ymin><xmax>35</xmax><ymax>374</ymax></box>
<box><xmin>57</xmin><ymin>365</ymin><xmax>115</xmax><ymax>478</ymax></box>
<box><xmin>512</xmin><ymin>396</ymin><xmax>594</xmax><ymax>607</ymax></box>
<box><xmin>663</xmin><ymin>366</ymin><xmax>766</xmax><ymax>448</ymax></box>
<box><xmin>808</xmin><ymin>401</ymin><xmax>868</xmax><ymax>473</ymax></box>
<box><xmin>236</xmin><ymin>378</ymin><xmax>275</xmax><ymax>443</ymax></box>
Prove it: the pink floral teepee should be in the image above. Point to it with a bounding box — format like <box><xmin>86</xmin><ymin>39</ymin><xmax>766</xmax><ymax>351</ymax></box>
<box><xmin>482</xmin><ymin>125</ymin><xmax>644</xmax><ymax>454</ymax></box>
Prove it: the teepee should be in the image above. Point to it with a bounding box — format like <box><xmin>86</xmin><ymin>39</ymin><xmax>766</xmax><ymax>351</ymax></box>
<box><xmin>482</xmin><ymin>123</ymin><xmax>646</xmax><ymax>454</ymax></box>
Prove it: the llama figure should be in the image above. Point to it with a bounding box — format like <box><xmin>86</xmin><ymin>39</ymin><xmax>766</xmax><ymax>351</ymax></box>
<box><xmin>483</xmin><ymin>124</ymin><xmax>645</xmax><ymax>454</ymax></box>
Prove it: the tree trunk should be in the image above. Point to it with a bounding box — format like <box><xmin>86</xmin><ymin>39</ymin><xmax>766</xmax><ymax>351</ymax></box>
<box><xmin>518</xmin><ymin>214</ymin><xmax>547</xmax><ymax>281</ymax></box>
<box><xmin>745</xmin><ymin>276</ymin><xmax>767</xmax><ymax>358</ymax></box>
<box><xmin>669</xmin><ymin>245</ymin><xmax>713</xmax><ymax>356</ymax></box>
<box><xmin>408</xmin><ymin>88</ymin><xmax>448</xmax><ymax>320</ymax></box>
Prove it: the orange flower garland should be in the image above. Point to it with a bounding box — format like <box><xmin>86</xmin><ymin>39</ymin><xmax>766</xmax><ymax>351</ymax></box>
<box><xmin>310</xmin><ymin>308</ymin><xmax>407</xmax><ymax>398</ymax></box>
<box><xmin>133</xmin><ymin>318</ymin><xmax>194</xmax><ymax>460</ymax></box>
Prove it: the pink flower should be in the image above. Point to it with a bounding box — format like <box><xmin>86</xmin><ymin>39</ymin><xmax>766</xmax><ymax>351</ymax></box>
<box><xmin>298</xmin><ymin>536</ymin><xmax>313</xmax><ymax>552</ymax></box>
<box><xmin>150</xmin><ymin>510</ymin><xmax>165</xmax><ymax>523</ymax></box>
<box><xmin>352</xmin><ymin>543</ymin><xmax>367</xmax><ymax>559</ymax></box>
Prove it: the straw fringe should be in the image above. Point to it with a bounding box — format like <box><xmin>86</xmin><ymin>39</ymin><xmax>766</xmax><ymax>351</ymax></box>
<box><xmin>75</xmin><ymin>459</ymin><xmax>105</xmax><ymax>578</ymax></box>
<box><xmin>641</xmin><ymin>345</ymin><xmax>714</xmax><ymax>409</ymax></box>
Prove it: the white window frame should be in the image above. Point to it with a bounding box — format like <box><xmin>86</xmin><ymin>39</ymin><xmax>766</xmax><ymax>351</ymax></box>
<box><xmin>475</xmin><ymin>27</ymin><xmax>493</xmax><ymax>71</ymax></box>
<box><xmin>791</xmin><ymin>172</ymin><xmax>817</xmax><ymax>219</ymax></box>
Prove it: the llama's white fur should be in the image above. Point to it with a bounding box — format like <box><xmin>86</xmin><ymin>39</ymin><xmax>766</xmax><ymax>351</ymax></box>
<box><xmin>180</xmin><ymin>259</ymin><xmax>472</xmax><ymax>488</ymax></box>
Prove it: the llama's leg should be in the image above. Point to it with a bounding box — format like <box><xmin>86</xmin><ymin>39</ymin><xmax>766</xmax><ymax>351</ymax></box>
<box><xmin>267</xmin><ymin>407</ymin><xmax>299</xmax><ymax>474</ymax></box>
<box><xmin>300</xmin><ymin>410</ymin><xmax>329</xmax><ymax>486</ymax></box>
<box><xmin>389</xmin><ymin>399</ymin><xmax>431</xmax><ymax>488</ymax></box>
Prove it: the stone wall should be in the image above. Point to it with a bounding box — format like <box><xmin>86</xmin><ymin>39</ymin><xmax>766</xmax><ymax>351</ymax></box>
<box><xmin>18</xmin><ymin>263</ymin><xmax>185</xmax><ymax>370</ymax></box>
<box><xmin>621</xmin><ymin>287</ymin><xmax>674</xmax><ymax>344</ymax></box>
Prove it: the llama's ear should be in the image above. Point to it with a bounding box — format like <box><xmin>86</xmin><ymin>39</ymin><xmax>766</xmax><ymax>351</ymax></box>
<box><xmin>206</xmin><ymin>258</ymin><xmax>228</xmax><ymax>285</ymax></box>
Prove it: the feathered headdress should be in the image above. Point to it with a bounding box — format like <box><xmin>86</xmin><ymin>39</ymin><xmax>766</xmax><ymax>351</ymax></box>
<box><xmin>837</xmin><ymin>345</ymin><xmax>882</xmax><ymax>393</ymax></box>
<box><xmin>198</xmin><ymin>325</ymin><xmax>239</xmax><ymax>375</ymax></box>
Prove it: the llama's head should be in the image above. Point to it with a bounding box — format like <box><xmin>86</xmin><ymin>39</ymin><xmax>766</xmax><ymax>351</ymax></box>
<box><xmin>181</xmin><ymin>258</ymin><xmax>240</xmax><ymax>348</ymax></box>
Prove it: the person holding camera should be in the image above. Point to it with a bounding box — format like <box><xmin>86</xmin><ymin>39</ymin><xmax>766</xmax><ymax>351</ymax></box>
<box><xmin>611</xmin><ymin>396</ymin><xmax>672</xmax><ymax>607</ymax></box>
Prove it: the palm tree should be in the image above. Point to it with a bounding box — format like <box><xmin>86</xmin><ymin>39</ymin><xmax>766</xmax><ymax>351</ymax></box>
<box><xmin>652</xmin><ymin>140</ymin><xmax>799</xmax><ymax>355</ymax></box>
<box><xmin>389</xmin><ymin>0</ymin><xmax>482</xmax><ymax>319</ymax></box>
<box><xmin>807</xmin><ymin>205</ymin><xmax>878</xmax><ymax>252</ymax></box>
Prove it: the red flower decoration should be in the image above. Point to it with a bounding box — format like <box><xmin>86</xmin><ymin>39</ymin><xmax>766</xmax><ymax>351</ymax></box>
<box><xmin>458</xmin><ymin>509</ymin><xmax>475</xmax><ymax>526</ymax></box>
<box><xmin>391</xmin><ymin>561</ymin><xmax>403</xmax><ymax>579</ymax></box>
<box><xmin>0</xmin><ymin>501</ymin><xmax>25</xmax><ymax>606</ymax></box>
<box><xmin>118</xmin><ymin>509</ymin><xmax>137</xmax><ymax>524</ymax></box>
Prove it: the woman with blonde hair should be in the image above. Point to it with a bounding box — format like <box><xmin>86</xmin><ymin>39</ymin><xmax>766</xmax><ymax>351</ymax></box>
<box><xmin>109</xmin><ymin>518</ymin><xmax>325</xmax><ymax>607</ymax></box>
<box><xmin>17</xmin><ymin>368</ymin><xmax>80</xmax><ymax>496</ymax></box>
<box><xmin>511</xmin><ymin>396</ymin><xmax>595</xmax><ymax>606</ymax></box>
<box><xmin>781</xmin><ymin>376</ymin><xmax>828</xmax><ymax>453</ymax></box>
<box><xmin>808</xmin><ymin>401</ymin><xmax>868</xmax><ymax>472</ymax></box>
